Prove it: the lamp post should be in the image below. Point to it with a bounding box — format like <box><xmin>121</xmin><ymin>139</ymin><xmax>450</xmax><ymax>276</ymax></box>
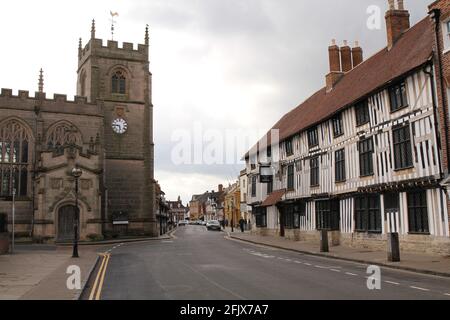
<box><xmin>11</xmin><ymin>187</ymin><xmax>16</xmax><ymax>254</ymax></box>
<box><xmin>230</xmin><ymin>198</ymin><xmax>234</xmax><ymax>233</ymax></box>
<box><xmin>71</xmin><ymin>166</ymin><xmax>82</xmax><ymax>258</ymax></box>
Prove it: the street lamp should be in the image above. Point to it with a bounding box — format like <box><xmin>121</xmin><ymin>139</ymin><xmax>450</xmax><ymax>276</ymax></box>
<box><xmin>230</xmin><ymin>198</ymin><xmax>234</xmax><ymax>233</ymax></box>
<box><xmin>71</xmin><ymin>166</ymin><xmax>82</xmax><ymax>258</ymax></box>
<box><xmin>11</xmin><ymin>166</ymin><xmax>17</xmax><ymax>254</ymax></box>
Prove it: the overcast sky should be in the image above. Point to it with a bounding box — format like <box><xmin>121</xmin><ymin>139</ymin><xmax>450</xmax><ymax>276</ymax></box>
<box><xmin>0</xmin><ymin>0</ymin><xmax>431</xmax><ymax>204</ymax></box>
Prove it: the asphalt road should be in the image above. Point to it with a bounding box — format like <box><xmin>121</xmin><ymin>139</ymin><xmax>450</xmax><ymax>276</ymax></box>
<box><xmin>92</xmin><ymin>226</ymin><xmax>450</xmax><ymax>300</ymax></box>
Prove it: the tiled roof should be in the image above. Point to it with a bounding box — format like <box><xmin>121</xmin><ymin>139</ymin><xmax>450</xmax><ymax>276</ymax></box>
<box><xmin>247</xmin><ymin>16</ymin><xmax>433</xmax><ymax>156</ymax></box>
<box><xmin>262</xmin><ymin>190</ymin><xmax>286</xmax><ymax>207</ymax></box>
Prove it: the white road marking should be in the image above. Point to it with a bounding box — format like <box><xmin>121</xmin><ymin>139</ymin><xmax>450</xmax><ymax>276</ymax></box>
<box><xmin>304</xmin><ymin>263</ymin><xmax>312</xmax><ymax>266</ymax></box>
<box><xmin>330</xmin><ymin>269</ymin><xmax>341</xmax><ymax>273</ymax></box>
<box><xmin>315</xmin><ymin>265</ymin><xmax>328</xmax><ymax>269</ymax></box>
<box><xmin>410</xmin><ymin>286</ymin><xmax>430</xmax><ymax>292</ymax></box>
<box><xmin>345</xmin><ymin>272</ymin><xmax>358</xmax><ymax>276</ymax></box>
<box><xmin>294</xmin><ymin>261</ymin><xmax>302</xmax><ymax>264</ymax></box>
<box><xmin>385</xmin><ymin>281</ymin><xmax>400</xmax><ymax>285</ymax></box>
<box><xmin>444</xmin><ymin>293</ymin><xmax>450</xmax><ymax>296</ymax></box>
<box><xmin>285</xmin><ymin>259</ymin><xmax>292</xmax><ymax>262</ymax></box>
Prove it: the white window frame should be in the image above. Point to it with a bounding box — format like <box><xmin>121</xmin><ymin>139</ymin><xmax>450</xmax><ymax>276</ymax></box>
<box><xmin>443</xmin><ymin>20</ymin><xmax>450</xmax><ymax>53</ymax></box>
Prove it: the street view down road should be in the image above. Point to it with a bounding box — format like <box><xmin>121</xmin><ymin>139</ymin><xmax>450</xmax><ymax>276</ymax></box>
<box><xmin>82</xmin><ymin>226</ymin><xmax>450</xmax><ymax>300</ymax></box>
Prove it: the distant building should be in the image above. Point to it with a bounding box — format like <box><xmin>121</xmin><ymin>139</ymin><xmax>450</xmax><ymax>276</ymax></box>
<box><xmin>190</xmin><ymin>185</ymin><xmax>225</xmax><ymax>221</ymax></box>
<box><xmin>224</xmin><ymin>182</ymin><xmax>240</xmax><ymax>228</ymax></box>
<box><xmin>168</xmin><ymin>196</ymin><xmax>187</xmax><ymax>223</ymax></box>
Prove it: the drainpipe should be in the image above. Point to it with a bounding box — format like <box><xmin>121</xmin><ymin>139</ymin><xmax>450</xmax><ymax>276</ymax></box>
<box><xmin>424</xmin><ymin>63</ymin><xmax>444</xmax><ymax>177</ymax></box>
<box><xmin>430</xmin><ymin>8</ymin><xmax>450</xmax><ymax>175</ymax></box>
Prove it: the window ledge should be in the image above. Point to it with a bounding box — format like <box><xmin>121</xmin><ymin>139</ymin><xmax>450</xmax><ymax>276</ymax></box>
<box><xmin>408</xmin><ymin>232</ymin><xmax>431</xmax><ymax>236</ymax></box>
<box><xmin>390</xmin><ymin>105</ymin><xmax>409</xmax><ymax>114</ymax></box>
<box><xmin>356</xmin><ymin>121</ymin><xmax>370</xmax><ymax>128</ymax></box>
<box><xmin>393</xmin><ymin>165</ymin><xmax>414</xmax><ymax>173</ymax></box>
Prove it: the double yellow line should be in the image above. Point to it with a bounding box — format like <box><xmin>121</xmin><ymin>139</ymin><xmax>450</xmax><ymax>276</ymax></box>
<box><xmin>89</xmin><ymin>252</ymin><xmax>111</xmax><ymax>300</ymax></box>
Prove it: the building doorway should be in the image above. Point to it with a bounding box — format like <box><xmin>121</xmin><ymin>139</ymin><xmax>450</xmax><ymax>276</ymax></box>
<box><xmin>58</xmin><ymin>205</ymin><xmax>78</xmax><ymax>241</ymax></box>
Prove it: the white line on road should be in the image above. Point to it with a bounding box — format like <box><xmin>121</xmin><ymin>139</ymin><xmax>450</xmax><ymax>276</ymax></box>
<box><xmin>410</xmin><ymin>286</ymin><xmax>430</xmax><ymax>292</ymax></box>
<box><xmin>345</xmin><ymin>272</ymin><xmax>358</xmax><ymax>276</ymax></box>
<box><xmin>384</xmin><ymin>281</ymin><xmax>400</xmax><ymax>285</ymax></box>
<box><xmin>315</xmin><ymin>265</ymin><xmax>328</xmax><ymax>269</ymax></box>
<box><xmin>285</xmin><ymin>259</ymin><xmax>292</xmax><ymax>262</ymax></box>
<box><xmin>330</xmin><ymin>269</ymin><xmax>341</xmax><ymax>273</ymax></box>
<box><xmin>304</xmin><ymin>263</ymin><xmax>312</xmax><ymax>266</ymax></box>
<box><xmin>444</xmin><ymin>293</ymin><xmax>450</xmax><ymax>296</ymax></box>
<box><xmin>294</xmin><ymin>261</ymin><xmax>302</xmax><ymax>264</ymax></box>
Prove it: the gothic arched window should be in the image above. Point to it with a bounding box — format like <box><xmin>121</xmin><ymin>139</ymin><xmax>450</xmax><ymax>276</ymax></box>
<box><xmin>46</xmin><ymin>123</ymin><xmax>80</xmax><ymax>155</ymax></box>
<box><xmin>111</xmin><ymin>70</ymin><xmax>126</xmax><ymax>94</ymax></box>
<box><xmin>0</xmin><ymin>120</ymin><xmax>31</xmax><ymax>197</ymax></box>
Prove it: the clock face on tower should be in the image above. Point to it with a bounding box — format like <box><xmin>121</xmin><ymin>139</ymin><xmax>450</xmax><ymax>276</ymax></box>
<box><xmin>112</xmin><ymin>118</ymin><xmax>128</xmax><ymax>134</ymax></box>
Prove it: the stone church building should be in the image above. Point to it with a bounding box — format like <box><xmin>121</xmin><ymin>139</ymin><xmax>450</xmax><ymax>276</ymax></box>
<box><xmin>0</xmin><ymin>21</ymin><xmax>157</xmax><ymax>241</ymax></box>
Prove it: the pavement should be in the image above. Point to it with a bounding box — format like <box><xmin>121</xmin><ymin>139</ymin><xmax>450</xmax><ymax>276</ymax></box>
<box><xmin>226</xmin><ymin>229</ymin><xmax>450</xmax><ymax>278</ymax></box>
<box><xmin>0</xmin><ymin>231</ymin><xmax>175</xmax><ymax>300</ymax></box>
<box><xmin>88</xmin><ymin>225</ymin><xmax>450</xmax><ymax>300</ymax></box>
<box><xmin>0</xmin><ymin>245</ymin><xmax>103</xmax><ymax>300</ymax></box>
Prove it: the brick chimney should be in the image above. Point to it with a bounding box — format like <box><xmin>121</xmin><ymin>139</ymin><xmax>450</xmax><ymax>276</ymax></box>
<box><xmin>385</xmin><ymin>0</ymin><xmax>410</xmax><ymax>50</ymax></box>
<box><xmin>340</xmin><ymin>40</ymin><xmax>352</xmax><ymax>72</ymax></box>
<box><xmin>351</xmin><ymin>41</ymin><xmax>363</xmax><ymax>68</ymax></box>
<box><xmin>326</xmin><ymin>39</ymin><xmax>344</xmax><ymax>92</ymax></box>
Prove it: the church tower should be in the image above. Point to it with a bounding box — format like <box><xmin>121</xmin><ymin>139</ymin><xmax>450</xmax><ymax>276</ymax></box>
<box><xmin>76</xmin><ymin>20</ymin><xmax>156</xmax><ymax>236</ymax></box>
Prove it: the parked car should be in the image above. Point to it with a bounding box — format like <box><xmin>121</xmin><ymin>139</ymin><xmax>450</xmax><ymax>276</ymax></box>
<box><xmin>206</xmin><ymin>220</ymin><xmax>221</xmax><ymax>231</ymax></box>
<box><xmin>178</xmin><ymin>220</ymin><xmax>189</xmax><ymax>226</ymax></box>
<box><xmin>200</xmin><ymin>221</ymin><xmax>207</xmax><ymax>226</ymax></box>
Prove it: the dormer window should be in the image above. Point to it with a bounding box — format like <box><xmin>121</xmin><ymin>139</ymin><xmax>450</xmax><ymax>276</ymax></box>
<box><xmin>112</xmin><ymin>70</ymin><xmax>126</xmax><ymax>94</ymax></box>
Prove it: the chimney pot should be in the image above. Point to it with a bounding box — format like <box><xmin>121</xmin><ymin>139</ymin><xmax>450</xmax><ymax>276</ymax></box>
<box><xmin>385</xmin><ymin>0</ymin><xmax>410</xmax><ymax>50</ymax></box>
<box><xmin>351</xmin><ymin>42</ymin><xmax>364</xmax><ymax>68</ymax></box>
<box><xmin>340</xmin><ymin>43</ymin><xmax>352</xmax><ymax>73</ymax></box>
<box><xmin>328</xmin><ymin>41</ymin><xmax>341</xmax><ymax>73</ymax></box>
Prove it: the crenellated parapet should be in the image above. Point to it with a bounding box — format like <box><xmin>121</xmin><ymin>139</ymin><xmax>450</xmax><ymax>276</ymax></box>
<box><xmin>78</xmin><ymin>38</ymin><xmax>149</xmax><ymax>67</ymax></box>
<box><xmin>0</xmin><ymin>89</ymin><xmax>102</xmax><ymax>116</ymax></box>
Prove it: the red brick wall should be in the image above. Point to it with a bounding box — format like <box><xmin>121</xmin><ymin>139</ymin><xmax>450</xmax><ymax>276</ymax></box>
<box><xmin>429</xmin><ymin>0</ymin><xmax>450</xmax><ymax>235</ymax></box>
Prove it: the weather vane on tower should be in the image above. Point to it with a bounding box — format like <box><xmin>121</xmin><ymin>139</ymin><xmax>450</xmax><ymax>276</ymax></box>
<box><xmin>110</xmin><ymin>10</ymin><xmax>119</xmax><ymax>40</ymax></box>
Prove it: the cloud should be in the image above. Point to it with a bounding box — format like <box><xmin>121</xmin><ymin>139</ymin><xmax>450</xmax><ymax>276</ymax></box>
<box><xmin>0</xmin><ymin>0</ymin><xmax>433</xmax><ymax>203</ymax></box>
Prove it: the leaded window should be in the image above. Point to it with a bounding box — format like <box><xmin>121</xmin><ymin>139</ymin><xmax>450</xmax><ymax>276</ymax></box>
<box><xmin>0</xmin><ymin>120</ymin><xmax>31</xmax><ymax>197</ymax></box>
<box><xmin>285</xmin><ymin>138</ymin><xmax>293</xmax><ymax>157</ymax></box>
<box><xmin>310</xmin><ymin>157</ymin><xmax>320</xmax><ymax>187</ymax></box>
<box><xmin>112</xmin><ymin>70</ymin><xmax>126</xmax><ymax>94</ymax></box>
<box><xmin>283</xmin><ymin>203</ymin><xmax>304</xmax><ymax>229</ymax></box>
<box><xmin>332</xmin><ymin>114</ymin><xmax>344</xmax><ymax>137</ymax></box>
<box><xmin>251</xmin><ymin>176</ymin><xmax>256</xmax><ymax>197</ymax></box>
<box><xmin>359</xmin><ymin>137</ymin><xmax>374</xmax><ymax>177</ymax></box>
<box><xmin>308</xmin><ymin>127</ymin><xmax>319</xmax><ymax>148</ymax></box>
<box><xmin>287</xmin><ymin>164</ymin><xmax>294</xmax><ymax>190</ymax></box>
<box><xmin>335</xmin><ymin>148</ymin><xmax>346</xmax><ymax>182</ymax></box>
<box><xmin>393</xmin><ymin>124</ymin><xmax>413</xmax><ymax>170</ymax></box>
<box><xmin>254</xmin><ymin>207</ymin><xmax>267</xmax><ymax>228</ymax></box>
<box><xmin>354</xmin><ymin>195</ymin><xmax>381</xmax><ymax>233</ymax></box>
<box><xmin>315</xmin><ymin>200</ymin><xmax>340</xmax><ymax>231</ymax></box>
<box><xmin>389</xmin><ymin>81</ymin><xmax>408</xmax><ymax>112</ymax></box>
<box><xmin>407</xmin><ymin>191</ymin><xmax>429</xmax><ymax>234</ymax></box>
<box><xmin>355</xmin><ymin>100</ymin><xmax>370</xmax><ymax>126</ymax></box>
